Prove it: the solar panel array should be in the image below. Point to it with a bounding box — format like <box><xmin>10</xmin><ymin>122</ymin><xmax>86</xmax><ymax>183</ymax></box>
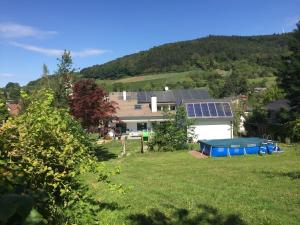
<box><xmin>186</xmin><ymin>102</ymin><xmax>233</xmax><ymax>118</ymax></box>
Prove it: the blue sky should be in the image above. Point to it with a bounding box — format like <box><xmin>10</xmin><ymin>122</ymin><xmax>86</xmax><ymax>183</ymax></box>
<box><xmin>0</xmin><ymin>0</ymin><xmax>299</xmax><ymax>87</ymax></box>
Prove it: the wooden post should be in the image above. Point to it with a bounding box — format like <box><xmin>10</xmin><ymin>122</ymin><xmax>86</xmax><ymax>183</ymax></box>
<box><xmin>141</xmin><ymin>136</ymin><xmax>144</xmax><ymax>153</ymax></box>
<box><xmin>121</xmin><ymin>136</ymin><xmax>126</xmax><ymax>156</ymax></box>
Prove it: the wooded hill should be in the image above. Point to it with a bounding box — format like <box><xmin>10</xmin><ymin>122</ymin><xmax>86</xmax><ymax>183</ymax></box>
<box><xmin>81</xmin><ymin>34</ymin><xmax>292</xmax><ymax>79</ymax></box>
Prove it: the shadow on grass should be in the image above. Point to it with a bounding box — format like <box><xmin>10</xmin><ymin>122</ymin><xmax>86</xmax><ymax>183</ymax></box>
<box><xmin>92</xmin><ymin>145</ymin><xmax>118</xmax><ymax>161</ymax></box>
<box><xmin>98</xmin><ymin>201</ymin><xmax>124</xmax><ymax>211</ymax></box>
<box><xmin>128</xmin><ymin>204</ymin><xmax>246</xmax><ymax>225</ymax></box>
<box><xmin>261</xmin><ymin>171</ymin><xmax>300</xmax><ymax>180</ymax></box>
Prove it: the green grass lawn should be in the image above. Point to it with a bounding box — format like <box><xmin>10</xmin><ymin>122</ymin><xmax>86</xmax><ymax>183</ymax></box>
<box><xmin>82</xmin><ymin>141</ymin><xmax>300</xmax><ymax>225</ymax></box>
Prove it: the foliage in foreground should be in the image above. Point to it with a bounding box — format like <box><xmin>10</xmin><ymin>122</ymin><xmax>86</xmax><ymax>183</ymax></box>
<box><xmin>148</xmin><ymin>106</ymin><xmax>194</xmax><ymax>151</ymax></box>
<box><xmin>0</xmin><ymin>98</ymin><xmax>9</xmax><ymax>123</ymax></box>
<box><xmin>0</xmin><ymin>89</ymin><xmax>113</xmax><ymax>224</ymax></box>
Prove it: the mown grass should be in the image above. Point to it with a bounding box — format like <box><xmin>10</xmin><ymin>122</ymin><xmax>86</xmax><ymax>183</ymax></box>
<box><xmin>82</xmin><ymin>141</ymin><xmax>300</xmax><ymax>225</ymax></box>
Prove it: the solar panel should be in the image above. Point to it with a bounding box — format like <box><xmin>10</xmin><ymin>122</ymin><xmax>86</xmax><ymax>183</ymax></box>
<box><xmin>223</xmin><ymin>103</ymin><xmax>232</xmax><ymax>116</ymax></box>
<box><xmin>208</xmin><ymin>103</ymin><xmax>217</xmax><ymax>117</ymax></box>
<box><xmin>186</xmin><ymin>102</ymin><xmax>232</xmax><ymax>118</ymax></box>
<box><xmin>187</xmin><ymin>104</ymin><xmax>195</xmax><ymax>117</ymax></box>
<box><xmin>215</xmin><ymin>103</ymin><xmax>225</xmax><ymax>116</ymax></box>
<box><xmin>194</xmin><ymin>104</ymin><xmax>202</xmax><ymax>117</ymax></box>
<box><xmin>201</xmin><ymin>103</ymin><xmax>210</xmax><ymax>117</ymax></box>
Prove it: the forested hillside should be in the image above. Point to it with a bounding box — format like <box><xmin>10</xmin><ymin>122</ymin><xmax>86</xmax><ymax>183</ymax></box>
<box><xmin>81</xmin><ymin>34</ymin><xmax>292</xmax><ymax>79</ymax></box>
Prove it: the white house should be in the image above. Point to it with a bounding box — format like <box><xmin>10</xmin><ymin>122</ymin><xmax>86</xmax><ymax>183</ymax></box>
<box><xmin>109</xmin><ymin>88</ymin><xmax>233</xmax><ymax>140</ymax></box>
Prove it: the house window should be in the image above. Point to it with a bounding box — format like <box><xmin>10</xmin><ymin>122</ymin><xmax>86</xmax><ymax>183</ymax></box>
<box><xmin>157</xmin><ymin>106</ymin><xmax>162</xmax><ymax>111</ymax></box>
<box><xmin>170</xmin><ymin>105</ymin><xmax>176</xmax><ymax>110</ymax></box>
<box><xmin>116</xmin><ymin>123</ymin><xmax>127</xmax><ymax>134</ymax></box>
<box><xmin>137</xmin><ymin>122</ymin><xmax>147</xmax><ymax>131</ymax></box>
<box><xmin>135</xmin><ymin>104</ymin><xmax>142</xmax><ymax>110</ymax></box>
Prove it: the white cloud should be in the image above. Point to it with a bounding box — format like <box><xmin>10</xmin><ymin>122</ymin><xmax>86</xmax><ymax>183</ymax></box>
<box><xmin>0</xmin><ymin>73</ymin><xmax>15</xmax><ymax>77</ymax></box>
<box><xmin>10</xmin><ymin>42</ymin><xmax>108</xmax><ymax>57</ymax></box>
<box><xmin>72</xmin><ymin>49</ymin><xmax>108</xmax><ymax>57</ymax></box>
<box><xmin>11</xmin><ymin>41</ymin><xmax>63</xmax><ymax>56</ymax></box>
<box><xmin>0</xmin><ymin>22</ymin><xmax>57</xmax><ymax>39</ymax></box>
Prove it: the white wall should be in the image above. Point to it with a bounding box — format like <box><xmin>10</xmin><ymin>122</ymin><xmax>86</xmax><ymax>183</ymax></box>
<box><xmin>125</xmin><ymin>119</ymin><xmax>232</xmax><ymax>140</ymax></box>
<box><xmin>126</xmin><ymin>122</ymin><xmax>137</xmax><ymax>132</ymax></box>
<box><xmin>189</xmin><ymin>119</ymin><xmax>232</xmax><ymax>140</ymax></box>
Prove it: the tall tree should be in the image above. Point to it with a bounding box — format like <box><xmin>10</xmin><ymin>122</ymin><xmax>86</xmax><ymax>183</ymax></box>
<box><xmin>278</xmin><ymin>21</ymin><xmax>300</xmax><ymax>116</ymax></box>
<box><xmin>53</xmin><ymin>50</ymin><xmax>75</xmax><ymax>107</ymax></box>
<box><xmin>69</xmin><ymin>79</ymin><xmax>118</xmax><ymax>134</ymax></box>
<box><xmin>42</xmin><ymin>63</ymin><xmax>49</xmax><ymax>77</ymax></box>
<box><xmin>148</xmin><ymin>106</ymin><xmax>194</xmax><ymax>151</ymax></box>
<box><xmin>223</xmin><ymin>71</ymin><xmax>249</xmax><ymax>97</ymax></box>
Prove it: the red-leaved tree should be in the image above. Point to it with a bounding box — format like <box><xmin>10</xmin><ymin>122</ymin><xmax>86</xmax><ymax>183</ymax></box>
<box><xmin>69</xmin><ymin>79</ymin><xmax>118</xmax><ymax>134</ymax></box>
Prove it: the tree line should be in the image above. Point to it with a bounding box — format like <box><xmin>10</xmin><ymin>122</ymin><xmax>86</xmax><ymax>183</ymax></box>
<box><xmin>81</xmin><ymin>34</ymin><xmax>291</xmax><ymax>80</ymax></box>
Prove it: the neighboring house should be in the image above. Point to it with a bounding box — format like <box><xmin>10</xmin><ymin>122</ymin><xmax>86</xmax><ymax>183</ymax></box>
<box><xmin>6</xmin><ymin>102</ymin><xmax>21</xmax><ymax>117</ymax></box>
<box><xmin>109</xmin><ymin>88</ymin><xmax>234</xmax><ymax>140</ymax></box>
<box><xmin>265</xmin><ymin>99</ymin><xmax>290</xmax><ymax>123</ymax></box>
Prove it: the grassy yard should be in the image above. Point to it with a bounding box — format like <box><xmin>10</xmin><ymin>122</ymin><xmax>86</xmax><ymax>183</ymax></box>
<box><xmin>82</xmin><ymin>141</ymin><xmax>300</xmax><ymax>225</ymax></box>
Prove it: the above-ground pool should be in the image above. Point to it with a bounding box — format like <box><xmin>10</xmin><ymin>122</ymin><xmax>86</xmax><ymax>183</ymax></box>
<box><xmin>199</xmin><ymin>137</ymin><xmax>279</xmax><ymax>157</ymax></box>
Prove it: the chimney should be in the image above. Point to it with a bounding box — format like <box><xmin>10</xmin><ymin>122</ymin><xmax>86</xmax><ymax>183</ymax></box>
<box><xmin>123</xmin><ymin>91</ymin><xmax>127</xmax><ymax>101</ymax></box>
<box><xmin>151</xmin><ymin>96</ymin><xmax>157</xmax><ymax>112</ymax></box>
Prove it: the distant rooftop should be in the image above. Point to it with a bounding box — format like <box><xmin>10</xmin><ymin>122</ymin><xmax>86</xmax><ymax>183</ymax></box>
<box><xmin>137</xmin><ymin>88</ymin><xmax>210</xmax><ymax>104</ymax></box>
<box><xmin>265</xmin><ymin>99</ymin><xmax>290</xmax><ymax>111</ymax></box>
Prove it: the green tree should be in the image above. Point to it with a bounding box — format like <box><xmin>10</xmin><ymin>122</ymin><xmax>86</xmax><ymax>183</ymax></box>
<box><xmin>52</xmin><ymin>50</ymin><xmax>75</xmax><ymax>107</ymax></box>
<box><xmin>0</xmin><ymin>99</ymin><xmax>9</xmax><ymax>124</ymax></box>
<box><xmin>223</xmin><ymin>71</ymin><xmax>248</xmax><ymax>97</ymax></box>
<box><xmin>42</xmin><ymin>63</ymin><xmax>49</xmax><ymax>77</ymax></box>
<box><xmin>0</xmin><ymin>89</ymin><xmax>112</xmax><ymax>223</ymax></box>
<box><xmin>148</xmin><ymin>106</ymin><xmax>194</xmax><ymax>151</ymax></box>
<box><xmin>278</xmin><ymin>21</ymin><xmax>300</xmax><ymax>116</ymax></box>
<box><xmin>4</xmin><ymin>82</ymin><xmax>21</xmax><ymax>102</ymax></box>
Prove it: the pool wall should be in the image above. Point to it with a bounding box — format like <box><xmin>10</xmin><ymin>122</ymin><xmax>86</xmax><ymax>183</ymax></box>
<box><xmin>200</xmin><ymin>138</ymin><xmax>275</xmax><ymax>157</ymax></box>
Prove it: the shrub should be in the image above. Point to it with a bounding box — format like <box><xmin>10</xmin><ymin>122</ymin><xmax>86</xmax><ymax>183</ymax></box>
<box><xmin>0</xmin><ymin>89</ymin><xmax>112</xmax><ymax>224</ymax></box>
<box><xmin>148</xmin><ymin>106</ymin><xmax>194</xmax><ymax>151</ymax></box>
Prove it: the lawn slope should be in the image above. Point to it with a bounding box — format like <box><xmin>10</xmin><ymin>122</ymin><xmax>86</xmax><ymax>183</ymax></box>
<box><xmin>82</xmin><ymin>142</ymin><xmax>300</xmax><ymax>225</ymax></box>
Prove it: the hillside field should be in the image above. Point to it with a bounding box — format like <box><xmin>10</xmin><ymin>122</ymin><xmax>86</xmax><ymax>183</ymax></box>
<box><xmin>95</xmin><ymin>70</ymin><xmax>195</xmax><ymax>90</ymax></box>
<box><xmin>81</xmin><ymin>141</ymin><xmax>300</xmax><ymax>225</ymax></box>
<box><xmin>95</xmin><ymin>70</ymin><xmax>276</xmax><ymax>91</ymax></box>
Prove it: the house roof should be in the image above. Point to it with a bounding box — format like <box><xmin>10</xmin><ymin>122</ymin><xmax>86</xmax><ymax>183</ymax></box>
<box><xmin>265</xmin><ymin>99</ymin><xmax>290</xmax><ymax>111</ymax></box>
<box><xmin>109</xmin><ymin>92</ymin><xmax>164</xmax><ymax>119</ymax></box>
<box><xmin>7</xmin><ymin>103</ymin><xmax>21</xmax><ymax>116</ymax></box>
<box><xmin>137</xmin><ymin>88</ymin><xmax>210</xmax><ymax>104</ymax></box>
<box><xmin>109</xmin><ymin>88</ymin><xmax>229</xmax><ymax>120</ymax></box>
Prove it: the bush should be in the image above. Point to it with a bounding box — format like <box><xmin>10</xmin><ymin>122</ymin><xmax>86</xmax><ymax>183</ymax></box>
<box><xmin>287</xmin><ymin>117</ymin><xmax>300</xmax><ymax>142</ymax></box>
<box><xmin>0</xmin><ymin>89</ymin><xmax>112</xmax><ymax>224</ymax></box>
<box><xmin>148</xmin><ymin>106</ymin><xmax>194</xmax><ymax>151</ymax></box>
